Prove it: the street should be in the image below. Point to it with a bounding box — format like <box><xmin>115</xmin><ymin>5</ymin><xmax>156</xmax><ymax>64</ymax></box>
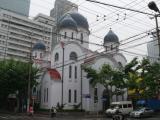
<box><xmin>0</xmin><ymin>114</ymin><xmax>160</xmax><ymax>120</ymax></box>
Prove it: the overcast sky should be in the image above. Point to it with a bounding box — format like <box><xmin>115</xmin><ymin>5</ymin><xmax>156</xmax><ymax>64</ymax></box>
<box><xmin>29</xmin><ymin>0</ymin><xmax>160</xmax><ymax>62</ymax></box>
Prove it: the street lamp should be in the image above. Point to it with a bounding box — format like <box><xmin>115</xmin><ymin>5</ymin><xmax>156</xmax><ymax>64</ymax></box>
<box><xmin>148</xmin><ymin>1</ymin><xmax>160</xmax><ymax>57</ymax></box>
<box><xmin>148</xmin><ymin>1</ymin><xmax>160</xmax><ymax>13</ymax></box>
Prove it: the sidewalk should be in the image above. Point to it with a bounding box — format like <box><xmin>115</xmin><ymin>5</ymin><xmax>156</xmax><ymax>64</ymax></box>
<box><xmin>34</xmin><ymin>111</ymin><xmax>105</xmax><ymax>118</ymax></box>
<box><xmin>0</xmin><ymin>111</ymin><xmax>105</xmax><ymax>118</ymax></box>
<box><xmin>1</xmin><ymin>110</ymin><xmax>160</xmax><ymax>118</ymax></box>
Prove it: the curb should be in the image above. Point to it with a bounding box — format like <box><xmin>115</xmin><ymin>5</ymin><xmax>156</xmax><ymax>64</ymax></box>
<box><xmin>0</xmin><ymin>112</ymin><xmax>105</xmax><ymax>118</ymax></box>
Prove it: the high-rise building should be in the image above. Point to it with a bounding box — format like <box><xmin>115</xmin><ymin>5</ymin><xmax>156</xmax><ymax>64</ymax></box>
<box><xmin>147</xmin><ymin>31</ymin><xmax>160</xmax><ymax>62</ymax></box>
<box><xmin>0</xmin><ymin>10</ymin><xmax>55</xmax><ymax>61</ymax></box>
<box><xmin>0</xmin><ymin>0</ymin><xmax>30</xmax><ymax>16</ymax></box>
<box><xmin>50</xmin><ymin>0</ymin><xmax>78</xmax><ymax>49</ymax></box>
<box><xmin>50</xmin><ymin>0</ymin><xmax>78</xmax><ymax>22</ymax></box>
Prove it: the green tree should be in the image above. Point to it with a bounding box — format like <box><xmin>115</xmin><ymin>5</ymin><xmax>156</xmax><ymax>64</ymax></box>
<box><xmin>0</xmin><ymin>59</ymin><xmax>40</xmax><ymax>110</ymax></box>
<box><xmin>142</xmin><ymin>61</ymin><xmax>160</xmax><ymax>98</ymax></box>
<box><xmin>112</xmin><ymin>70</ymin><xmax>126</xmax><ymax>101</ymax></box>
<box><xmin>84</xmin><ymin>64</ymin><xmax>119</xmax><ymax>106</ymax></box>
<box><xmin>83</xmin><ymin>57</ymin><xmax>160</xmax><ymax>108</ymax></box>
<box><xmin>124</xmin><ymin>58</ymin><xmax>160</xmax><ymax>100</ymax></box>
<box><xmin>83</xmin><ymin>64</ymin><xmax>113</xmax><ymax>89</ymax></box>
<box><xmin>124</xmin><ymin>58</ymin><xmax>149</xmax><ymax>100</ymax></box>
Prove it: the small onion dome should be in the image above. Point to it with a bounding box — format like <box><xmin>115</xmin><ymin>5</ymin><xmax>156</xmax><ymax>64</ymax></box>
<box><xmin>58</xmin><ymin>11</ymin><xmax>89</xmax><ymax>31</ymax></box>
<box><xmin>104</xmin><ymin>30</ymin><xmax>119</xmax><ymax>43</ymax></box>
<box><xmin>33</xmin><ymin>42</ymin><xmax>46</xmax><ymax>51</ymax></box>
<box><xmin>58</xmin><ymin>14</ymin><xmax>78</xmax><ymax>31</ymax></box>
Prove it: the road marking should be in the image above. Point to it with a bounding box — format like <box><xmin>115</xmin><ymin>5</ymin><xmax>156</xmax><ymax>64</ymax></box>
<box><xmin>0</xmin><ymin>116</ymin><xmax>8</xmax><ymax>119</ymax></box>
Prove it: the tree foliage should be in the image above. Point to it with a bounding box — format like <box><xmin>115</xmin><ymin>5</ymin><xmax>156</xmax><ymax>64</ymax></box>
<box><xmin>83</xmin><ymin>57</ymin><xmax>160</xmax><ymax>101</ymax></box>
<box><xmin>83</xmin><ymin>64</ymin><xmax>115</xmax><ymax>88</ymax></box>
<box><xmin>0</xmin><ymin>59</ymin><xmax>40</xmax><ymax>109</ymax></box>
<box><xmin>123</xmin><ymin>58</ymin><xmax>160</xmax><ymax>99</ymax></box>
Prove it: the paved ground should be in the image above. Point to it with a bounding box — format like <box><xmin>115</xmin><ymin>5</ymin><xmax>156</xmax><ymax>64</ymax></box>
<box><xmin>0</xmin><ymin>114</ymin><xmax>160</xmax><ymax>120</ymax></box>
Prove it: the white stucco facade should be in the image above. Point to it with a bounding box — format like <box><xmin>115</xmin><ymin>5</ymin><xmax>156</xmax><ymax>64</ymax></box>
<box><xmin>35</xmin><ymin>7</ymin><xmax>127</xmax><ymax>112</ymax></box>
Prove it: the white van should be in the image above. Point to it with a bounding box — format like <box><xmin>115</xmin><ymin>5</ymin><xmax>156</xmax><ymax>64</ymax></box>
<box><xmin>105</xmin><ymin>101</ymin><xmax>133</xmax><ymax>116</ymax></box>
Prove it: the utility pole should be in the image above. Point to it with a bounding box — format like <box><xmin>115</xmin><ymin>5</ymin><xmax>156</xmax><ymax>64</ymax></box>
<box><xmin>155</xmin><ymin>14</ymin><xmax>160</xmax><ymax>56</ymax></box>
<box><xmin>61</xmin><ymin>42</ymin><xmax>65</xmax><ymax>106</ymax></box>
<box><xmin>27</xmin><ymin>33</ymin><xmax>33</xmax><ymax>113</ymax></box>
<box><xmin>80</xmin><ymin>64</ymin><xmax>83</xmax><ymax>111</ymax></box>
<box><xmin>148</xmin><ymin>1</ymin><xmax>160</xmax><ymax>57</ymax></box>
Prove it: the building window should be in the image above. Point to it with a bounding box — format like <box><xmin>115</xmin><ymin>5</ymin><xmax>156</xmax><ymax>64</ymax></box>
<box><xmin>69</xmin><ymin>65</ymin><xmax>72</xmax><ymax>78</ymax></box>
<box><xmin>71</xmin><ymin>32</ymin><xmax>74</xmax><ymax>39</ymax></box>
<box><xmin>70</xmin><ymin>52</ymin><xmax>77</xmax><ymax>61</ymax></box>
<box><xmin>75</xmin><ymin>66</ymin><xmax>77</xmax><ymax>79</ymax></box>
<box><xmin>35</xmin><ymin>52</ymin><xmax>37</xmax><ymax>58</ymax></box>
<box><xmin>68</xmin><ymin>89</ymin><xmax>71</xmax><ymax>103</ymax></box>
<box><xmin>37</xmin><ymin>91</ymin><xmax>39</xmax><ymax>100</ymax></box>
<box><xmin>74</xmin><ymin>90</ymin><xmax>77</xmax><ymax>103</ymax></box>
<box><xmin>47</xmin><ymin>88</ymin><xmax>48</xmax><ymax>102</ymax></box>
<box><xmin>118</xmin><ymin>62</ymin><xmax>123</xmax><ymax>69</ymax></box>
<box><xmin>94</xmin><ymin>88</ymin><xmax>98</xmax><ymax>103</ymax></box>
<box><xmin>44</xmin><ymin>88</ymin><xmax>46</xmax><ymax>103</ymax></box>
<box><xmin>40</xmin><ymin>53</ymin><xmax>43</xmax><ymax>58</ymax></box>
<box><xmin>55</xmin><ymin>53</ymin><xmax>59</xmax><ymax>62</ymax></box>
<box><xmin>64</xmin><ymin>32</ymin><xmax>67</xmax><ymax>39</ymax></box>
<box><xmin>80</xmin><ymin>33</ymin><xmax>83</xmax><ymax>44</ymax></box>
<box><xmin>111</xmin><ymin>45</ymin><xmax>113</xmax><ymax>50</ymax></box>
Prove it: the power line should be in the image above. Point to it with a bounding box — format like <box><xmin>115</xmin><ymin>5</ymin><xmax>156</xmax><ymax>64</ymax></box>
<box><xmin>89</xmin><ymin>0</ymin><xmax>142</xmax><ymax>27</ymax></box>
<box><xmin>120</xmin><ymin>34</ymin><xmax>148</xmax><ymax>47</ymax></box>
<box><xmin>28</xmin><ymin>0</ymin><xmax>158</xmax><ymax>45</ymax></box>
<box><xmin>86</xmin><ymin>0</ymin><xmax>154</xmax><ymax>16</ymax></box>
<box><xmin>122</xmin><ymin>38</ymin><xmax>158</xmax><ymax>50</ymax></box>
<box><xmin>120</xmin><ymin>49</ymin><xmax>160</xmax><ymax>59</ymax></box>
<box><xmin>31</xmin><ymin>0</ymin><xmax>154</xmax><ymax>34</ymax></box>
<box><xmin>0</xmin><ymin>22</ymin><xmax>157</xmax><ymax>50</ymax></box>
<box><xmin>0</xmin><ymin>11</ymin><xmax>158</xmax><ymax>63</ymax></box>
<box><xmin>89</xmin><ymin>0</ymin><xmax>159</xmax><ymax>34</ymax></box>
<box><xmin>51</xmin><ymin>35</ymin><xmax>158</xmax><ymax>69</ymax></box>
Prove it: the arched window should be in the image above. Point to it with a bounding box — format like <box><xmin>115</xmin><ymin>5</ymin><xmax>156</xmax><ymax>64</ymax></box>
<box><xmin>35</xmin><ymin>52</ymin><xmax>37</xmax><ymax>58</ymax></box>
<box><xmin>74</xmin><ymin>90</ymin><xmax>77</xmax><ymax>103</ymax></box>
<box><xmin>64</xmin><ymin>32</ymin><xmax>67</xmax><ymax>39</ymax></box>
<box><xmin>55</xmin><ymin>53</ymin><xmax>59</xmax><ymax>62</ymax></box>
<box><xmin>75</xmin><ymin>66</ymin><xmax>77</xmax><ymax>79</ymax></box>
<box><xmin>111</xmin><ymin>45</ymin><xmax>113</xmax><ymax>50</ymax></box>
<box><xmin>80</xmin><ymin>33</ymin><xmax>83</xmax><ymax>44</ymax></box>
<box><xmin>68</xmin><ymin>89</ymin><xmax>71</xmax><ymax>103</ymax></box>
<box><xmin>118</xmin><ymin>62</ymin><xmax>123</xmax><ymax>68</ymax></box>
<box><xmin>40</xmin><ymin>53</ymin><xmax>43</xmax><ymax>58</ymax></box>
<box><xmin>70</xmin><ymin>52</ymin><xmax>77</xmax><ymax>61</ymax></box>
<box><xmin>71</xmin><ymin>32</ymin><xmax>74</xmax><ymax>39</ymax></box>
<box><xmin>69</xmin><ymin>65</ymin><xmax>72</xmax><ymax>78</ymax></box>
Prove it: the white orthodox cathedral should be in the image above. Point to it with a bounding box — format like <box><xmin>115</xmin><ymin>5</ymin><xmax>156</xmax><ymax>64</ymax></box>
<box><xmin>31</xmin><ymin>5</ymin><xmax>127</xmax><ymax>112</ymax></box>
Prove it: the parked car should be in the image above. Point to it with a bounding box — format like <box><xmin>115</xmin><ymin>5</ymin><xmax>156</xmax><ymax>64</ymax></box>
<box><xmin>105</xmin><ymin>101</ymin><xmax>133</xmax><ymax>116</ymax></box>
<box><xmin>105</xmin><ymin>106</ymin><xmax>119</xmax><ymax>116</ymax></box>
<box><xmin>137</xmin><ymin>99</ymin><xmax>160</xmax><ymax>111</ymax></box>
<box><xmin>130</xmin><ymin>107</ymin><xmax>154</xmax><ymax>118</ymax></box>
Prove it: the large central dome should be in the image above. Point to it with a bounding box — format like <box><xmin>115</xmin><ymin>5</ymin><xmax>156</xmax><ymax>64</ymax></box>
<box><xmin>58</xmin><ymin>11</ymin><xmax>89</xmax><ymax>31</ymax></box>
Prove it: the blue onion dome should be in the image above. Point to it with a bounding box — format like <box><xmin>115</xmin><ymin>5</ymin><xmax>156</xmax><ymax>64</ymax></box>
<box><xmin>104</xmin><ymin>29</ymin><xmax>119</xmax><ymax>43</ymax></box>
<box><xmin>33</xmin><ymin>42</ymin><xmax>46</xmax><ymax>51</ymax></box>
<box><xmin>58</xmin><ymin>14</ymin><xmax>78</xmax><ymax>31</ymax></box>
<box><xmin>58</xmin><ymin>11</ymin><xmax>89</xmax><ymax>31</ymax></box>
<box><xmin>69</xmin><ymin>12</ymin><xmax>89</xmax><ymax>30</ymax></box>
